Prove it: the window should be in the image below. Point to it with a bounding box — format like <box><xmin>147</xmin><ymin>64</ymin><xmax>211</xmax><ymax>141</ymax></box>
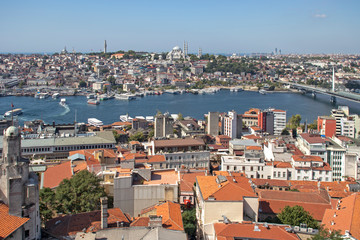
<box><xmin>25</xmin><ymin>230</ymin><xmax>30</xmax><ymax>238</ymax></box>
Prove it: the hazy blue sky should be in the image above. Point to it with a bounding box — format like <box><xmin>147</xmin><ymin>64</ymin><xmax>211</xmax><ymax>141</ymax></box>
<box><xmin>1</xmin><ymin>0</ymin><xmax>359</xmax><ymax>54</ymax></box>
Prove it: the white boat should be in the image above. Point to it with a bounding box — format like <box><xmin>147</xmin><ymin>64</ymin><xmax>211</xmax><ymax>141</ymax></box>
<box><xmin>88</xmin><ymin>118</ymin><xmax>103</xmax><ymax>127</ymax></box>
<box><xmin>59</xmin><ymin>98</ymin><xmax>67</xmax><ymax>107</ymax></box>
<box><xmin>4</xmin><ymin>108</ymin><xmax>22</xmax><ymax>117</ymax></box>
<box><xmin>115</xmin><ymin>93</ymin><xmax>136</xmax><ymax>100</ymax></box>
<box><xmin>259</xmin><ymin>89</ymin><xmax>267</xmax><ymax>95</ymax></box>
<box><xmin>87</xmin><ymin>99</ymin><xmax>100</xmax><ymax>105</ymax></box>
<box><xmin>39</xmin><ymin>93</ymin><xmax>49</xmax><ymax>99</ymax></box>
<box><xmin>52</xmin><ymin>93</ymin><xmax>60</xmax><ymax>99</ymax></box>
<box><xmin>87</xmin><ymin>93</ymin><xmax>96</xmax><ymax>99</ymax></box>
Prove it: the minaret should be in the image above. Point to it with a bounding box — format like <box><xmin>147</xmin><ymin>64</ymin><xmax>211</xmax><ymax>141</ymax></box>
<box><xmin>198</xmin><ymin>48</ymin><xmax>202</xmax><ymax>59</ymax></box>
<box><xmin>332</xmin><ymin>67</ymin><xmax>335</xmax><ymax>92</ymax></box>
<box><xmin>104</xmin><ymin>40</ymin><xmax>107</xmax><ymax>54</ymax></box>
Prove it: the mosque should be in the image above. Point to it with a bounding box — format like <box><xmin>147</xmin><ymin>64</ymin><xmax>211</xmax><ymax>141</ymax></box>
<box><xmin>166</xmin><ymin>46</ymin><xmax>185</xmax><ymax>60</ymax></box>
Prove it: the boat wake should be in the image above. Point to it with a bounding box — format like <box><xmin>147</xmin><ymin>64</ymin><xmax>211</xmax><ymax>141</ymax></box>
<box><xmin>59</xmin><ymin>105</ymin><xmax>70</xmax><ymax>116</ymax></box>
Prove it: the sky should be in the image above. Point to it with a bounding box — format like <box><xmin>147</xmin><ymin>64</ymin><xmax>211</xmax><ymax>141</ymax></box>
<box><xmin>1</xmin><ymin>0</ymin><xmax>359</xmax><ymax>54</ymax></box>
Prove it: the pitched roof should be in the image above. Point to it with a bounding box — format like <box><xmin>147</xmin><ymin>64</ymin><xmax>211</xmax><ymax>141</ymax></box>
<box><xmin>322</xmin><ymin>193</ymin><xmax>360</xmax><ymax>239</ymax></box>
<box><xmin>292</xmin><ymin>155</ymin><xmax>323</xmax><ymax>162</ymax></box>
<box><xmin>45</xmin><ymin>208</ymin><xmax>130</xmax><ymax>238</ymax></box>
<box><xmin>214</xmin><ymin>222</ymin><xmax>299</xmax><ymax>240</ymax></box>
<box><xmin>0</xmin><ymin>203</ymin><xmax>29</xmax><ymax>240</ymax></box>
<box><xmin>259</xmin><ymin>190</ymin><xmax>332</xmax><ymax>221</ymax></box>
<box><xmin>135</xmin><ymin>201</ymin><xmax>184</xmax><ymax>231</ymax></box>
<box><xmin>196</xmin><ymin>176</ymin><xmax>256</xmax><ymax>201</ymax></box>
<box><xmin>148</xmin><ymin>155</ymin><xmax>166</xmax><ymax>163</ymax></box>
<box><xmin>42</xmin><ymin>161</ymin><xmax>73</xmax><ymax>189</ymax></box>
<box><xmin>180</xmin><ymin>171</ymin><xmax>206</xmax><ymax>193</ymax></box>
<box><xmin>155</xmin><ymin>201</ymin><xmax>184</xmax><ymax>231</ymax></box>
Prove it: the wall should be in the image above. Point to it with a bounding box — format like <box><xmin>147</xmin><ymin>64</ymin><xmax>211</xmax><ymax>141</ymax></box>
<box><xmin>133</xmin><ymin>184</ymin><xmax>178</xmax><ymax>216</ymax></box>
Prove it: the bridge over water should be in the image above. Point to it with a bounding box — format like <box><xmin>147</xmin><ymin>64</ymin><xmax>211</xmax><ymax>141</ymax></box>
<box><xmin>281</xmin><ymin>82</ymin><xmax>360</xmax><ymax>103</ymax></box>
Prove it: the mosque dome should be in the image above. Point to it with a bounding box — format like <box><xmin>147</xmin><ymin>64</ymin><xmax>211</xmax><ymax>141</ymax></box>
<box><xmin>5</xmin><ymin>126</ymin><xmax>19</xmax><ymax>137</ymax></box>
<box><xmin>173</xmin><ymin>46</ymin><xmax>181</xmax><ymax>51</ymax></box>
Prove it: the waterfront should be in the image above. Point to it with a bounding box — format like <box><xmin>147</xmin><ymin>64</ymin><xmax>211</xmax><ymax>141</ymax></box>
<box><xmin>1</xmin><ymin>90</ymin><xmax>360</xmax><ymax>125</ymax></box>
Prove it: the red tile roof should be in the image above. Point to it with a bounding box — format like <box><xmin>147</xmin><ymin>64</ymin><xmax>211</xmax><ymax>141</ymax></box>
<box><xmin>45</xmin><ymin>208</ymin><xmax>130</xmax><ymax>238</ymax></box>
<box><xmin>259</xmin><ymin>190</ymin><xmax>332</xmax><ymax>221</ymax></box>
<box><xmin>0</xmin><ymin>203</ymin><xmax>29</xmax><ymax>240</ymax></box>
<box><xmin>180</xmin><ymin>171</ymin><xmax>206</xmax><ymax>193</ymax></box>
<box><xmin>197</xmin><ymin>176</ymin><xmax>256</xmax><ymax>201</ymax></box>
<box><xmin>148</xmin><ymin>155</ymin><xmax>166</xmax><ymax>163</ymax></box>
<box><xmin>155</xmin><ymin>201</ymin><xmax>184</xmax><ymax>231</ymax></box>
<box><xmin>322</xmin><ymin>193</ymin><xmax>360</xmax><ymax>239</ymax></box>
<box><xmin>292</xmin><ymin>155</ymin><xmax>323</xmax><ymax>162</ymax></box>
<box><xmin>42</xmin><ymin>161</ymin><xmax>73</xmax><ymax>189</ymax></box>
<box><xmin>214</xmin><ymin>222</ymin><xmax>299</xmax><ymax>240</ymax></box>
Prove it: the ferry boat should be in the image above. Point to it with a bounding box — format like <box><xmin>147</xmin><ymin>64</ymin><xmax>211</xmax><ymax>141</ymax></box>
<box><xmin>87</xmin><ymin>99</ymin><xmax>100</xmax><ymax>105</ymax></box>
<box><xmin>52</xmin><ymin>93</ymin><xmax>60</xmax><ymax>99</ymax></box>
<box><xmin>88</xmin><ymin>118</ymin><xmax>103</xmax><ymax>127</ymax></box>
<box><xmin>59</xmin><ymin>98</ymin><xmax>67</xmax><ymax>107</ymax></box>
<box><xmin>115</xmin><ymin>94</ymin><xmax>136</xmax><ymax>101</ymax></box>
<box><xmin>4</xmin><ymin>108</ymin><xmax>22</xmax><ymax>117</ymax></box>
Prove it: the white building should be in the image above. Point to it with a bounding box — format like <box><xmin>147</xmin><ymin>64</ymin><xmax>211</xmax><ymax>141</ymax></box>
<box><xmin>271</xmin><ymin>109</ymin><xmax>286</xmax><ymax>135</ymax></box>
<box><xmin>341</xmin><ymin>117</ymin><xmax>355</xmax><ymax>138</ymax></box>
<box><xmin>223</xmin><ymin>111</ymin><xmax>242</xmax><ymax>139</ymax></box>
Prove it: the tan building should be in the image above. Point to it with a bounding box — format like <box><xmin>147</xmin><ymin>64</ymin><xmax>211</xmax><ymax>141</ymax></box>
<box><xmin>195</xmin><ymin>175</ymin><xmax>258</xmax><ymax>239</ymax></box>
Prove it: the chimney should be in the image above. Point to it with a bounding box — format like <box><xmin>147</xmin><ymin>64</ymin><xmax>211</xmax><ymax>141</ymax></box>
<box><xmin>101</xmin><ymin>197</ymin><xmax>108</xmax><ymax>229</ymax></box>
<box><xmin>148</xmin><ymin>215</ymin><xmax>162</xmax><ymax>228</ymax></box>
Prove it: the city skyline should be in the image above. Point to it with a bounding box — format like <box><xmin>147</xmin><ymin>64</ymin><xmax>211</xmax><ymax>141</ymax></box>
<box><xmin>1</xmin><ymin>0</ymin><xmax>360</xmax><ymax>54</ymax></box>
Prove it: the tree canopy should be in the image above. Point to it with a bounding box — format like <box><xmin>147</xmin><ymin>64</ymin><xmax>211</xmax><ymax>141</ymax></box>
<box><xmin>278</xmin><ymin>205</ymin><xmax>318</xmax><ymax>229</ymax></box>
<box><xmin>182</xmin><ymin>208</ymin><xmax>196</xmax><ymax>239</ymax></box>
<box><xmin>289</xmin><ymin>114</ymin><xmax>301</xmax><ymax>129</ymax></box>
<box><xmin>55</xmin><ymin>170</ymin><xmax>106</xmax><ymax>214</ymax></box>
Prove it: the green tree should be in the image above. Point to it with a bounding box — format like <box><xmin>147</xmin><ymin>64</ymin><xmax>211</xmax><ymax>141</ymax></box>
<box><xmin>39</xmin><ymin>187</ymin><xmax>56</xmax><ymax>223</ymax></box>
<box><xmin>178</xmin><ymin>112</ymin><xmax>184</xmax><ymax>120</ymax></box>
<box><xmin>55</xmin><ymin>170</ymin><xmax>106</xmax><ymax>214</ymax></box>
<box><xmin>281</xmin><ymin>128</ymin><xmax>290</xmax><ymax>135</ymax></box>
<box><xmin>308</xmin><ymin>120</ymin><xmax>318</xmax><ymax>130</ymax></box>
<box><xmin>289</xmin><ymin>114</ymin><xmax>302</xmax><ymax>129</ymax></box>
<box><xmin>129</xmin><ymin>131</ymin><xmax>145</xmax><ymax>142</ymax></box>
<box><xmin>182</xmin><ymin>208</ymin><xmax>196</xmax><ymax>239</ymax></box>
<box><xmin>79</xmin><ymin>81</ymin><xmax>87</xmax><ymax>88</ymax></box>
<box><xmin>278</xmin><ymin>205</ymin><xmax>318</xmax><ymax>229</ymax></box>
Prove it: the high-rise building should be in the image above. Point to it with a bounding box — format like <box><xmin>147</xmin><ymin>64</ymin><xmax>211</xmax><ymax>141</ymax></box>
<box><xmin>154</xmin><ymin>113</ymin><xmax>173</xmax><ymax>138</ymax></box>
<box><xmin>0</xmin><ymin>126</ymin><xmax>41</xmax><ymax>239</ymax></box>
<box><xmin>207</xmin><ymin>112</ymin><xmax>219</xmax><ymax>136</ymax></box>
<box><xmin>331</xmin><ymin>106</ymin><xmax>349</xmax><ymax>136</ymax></box>
<box><xmin>271</xmin><ymin>109</ymin><xmax>286</xmax><ymax>135</ymax></box>
<box><xmin>223</xmin><ymin>111</ymin><xmax>242</xmax><ymax>139</ymax></box>
<box><xmin>259</xmin><ymin>111</ymin><xmax>274</xmax><ymax>135</ymax></box>
<box><xmin>104</xmin><ymin>40</ymin><xmax>107</xmax><ymax>54</ymax></box>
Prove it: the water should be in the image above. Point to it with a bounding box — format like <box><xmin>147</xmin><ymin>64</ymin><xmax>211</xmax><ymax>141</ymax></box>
<box><xmin>1</xmin><ymin>90</ymin><xmax>360</xmax><ymax>125</ymax></box>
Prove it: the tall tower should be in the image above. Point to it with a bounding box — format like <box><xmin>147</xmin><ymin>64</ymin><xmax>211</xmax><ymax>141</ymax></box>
<box><xmin>0</xmin><ymin>126</ymin><xmax>41</xmax><ymax>239</ymax></box>
<box><xmin>104</xmin><ymin>40</ymin><xmax>107</xmax><ymax>54</ymax></box>
<box><xmin>198</xmin><ymin>48</ymin><xmax>202</xmax><ymax>59</ymax></box>
<box><xmin>154</xmin><ymin>113</ymin><xmax>173</xmax><ymax>138</ymax></box>
<box><xmin>332</xmin><ymin>67</ymin><xmax>335</xmax><ymax>92</ymax></box>
<box><xmin>207</xmin><ymin>112</ymin><xmax>219</xmax><ymax>136</ymax></box>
